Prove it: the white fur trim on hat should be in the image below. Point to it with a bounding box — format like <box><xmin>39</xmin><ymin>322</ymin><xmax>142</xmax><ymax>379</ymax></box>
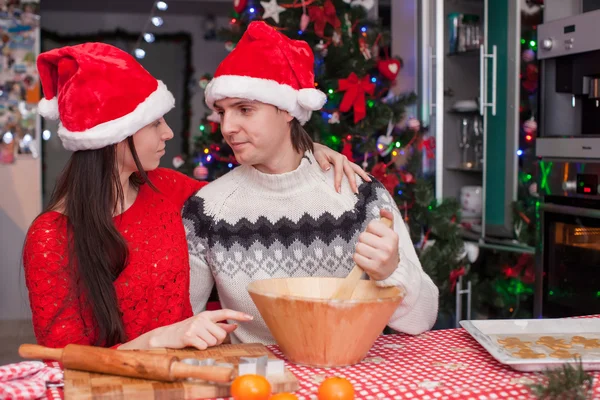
<box><xmin>38</xmin><ymin>97</ymin><xmax>59</xmax><ymax>120</ymax></box>
<box><xmin>297</xmin><ymin>88</ymin><xmax>327</xmax><ymax>110</ymax></box>
<box><xmin>58</xmin><ymin>81</ymin><xmax>175</xmax><ymax>151</ymax></box>
<box><xmin>205</xmin><ymin>75</ymin><xmax>326</xmax><ymax>124</ymax></box>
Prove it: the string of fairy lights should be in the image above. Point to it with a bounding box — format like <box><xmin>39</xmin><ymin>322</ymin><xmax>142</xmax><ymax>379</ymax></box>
<box><xmin>132</xmin><ymin>0</ymin><xmax>169</xmax><ymax>60</ymax></box>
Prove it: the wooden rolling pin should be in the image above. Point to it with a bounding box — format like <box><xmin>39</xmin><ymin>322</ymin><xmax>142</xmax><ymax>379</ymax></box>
<box><xmin>19</xmin><ymin>344</ymin><xmax>234</xmax><ymax>383</ymax></box>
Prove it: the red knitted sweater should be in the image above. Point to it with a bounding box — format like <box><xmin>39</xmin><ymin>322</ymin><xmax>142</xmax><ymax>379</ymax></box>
<box><xmin>23</xmin><ymin>168</ymin><xmax>206</xmax><ymax>348</ymax></box>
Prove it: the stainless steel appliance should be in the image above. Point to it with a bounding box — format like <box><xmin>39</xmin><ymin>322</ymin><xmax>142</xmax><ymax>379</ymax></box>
<box><xmin>535</xmin><ymin>160</ymin><xmax>600</xmax><ymax>318</ymax></box>
<box><xmin>537</xmin><ymin>7</ymin><xmax>600</xmax><ymax>159</ymax></box>
<box><xmin>535</xmin><ymin>2</ymin><xmax>600</xmax><ymax>318</ymax></box>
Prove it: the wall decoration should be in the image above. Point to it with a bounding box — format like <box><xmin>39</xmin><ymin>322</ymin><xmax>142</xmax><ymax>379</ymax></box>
<box><xmin>0</xmin><ymin>0</ymin><xmax>40</xmax><ymax>164</ymax></box>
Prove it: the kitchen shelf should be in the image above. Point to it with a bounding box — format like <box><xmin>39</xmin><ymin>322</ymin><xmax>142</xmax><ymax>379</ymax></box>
<box><xmin>446</xmin><ymin>165</ymin><xmax>483</xmax><ymax>173</ymax></box>
<box><xmin>447</xmin><ymin>109</ymin><xmax>481</xmax><ymax>116</ymax></box>
<box><xmin>476</xmin><ymin>241</ymin><xmax>536</xmax><ymax>254</ymax></box>
<box><xmin>447</xmin><ymin>49</ymin><xmax>480</xmax><ymax>57</ymax></box>
<box><xmin>460</xmin><ymin>229</ymin><xmax>535</xmax><ymax>254</ymax></box>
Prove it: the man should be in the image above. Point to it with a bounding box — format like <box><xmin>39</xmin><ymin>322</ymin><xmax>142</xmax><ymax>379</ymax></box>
<box><xmin>183</xmin><ymin>21</ymin><xmax>439</xmax><ymax>345</ymax></box>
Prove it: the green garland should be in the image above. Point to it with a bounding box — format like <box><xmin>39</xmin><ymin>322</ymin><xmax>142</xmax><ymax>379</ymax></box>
<box><xmin>527</xmin><ymin>358</ymin><xmax>594</xmax><ymax>399</ymax></box>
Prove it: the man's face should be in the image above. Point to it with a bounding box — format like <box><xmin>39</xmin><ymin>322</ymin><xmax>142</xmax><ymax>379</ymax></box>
<box><xmin>215</xmin><ymin>98</ymin><xmax>293</xmax><ymax>168</ymax></box>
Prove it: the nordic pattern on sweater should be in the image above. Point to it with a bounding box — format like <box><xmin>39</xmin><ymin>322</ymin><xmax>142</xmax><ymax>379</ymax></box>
<box><xmin>183</xmin><ymin>154</ymin><xmax>439</xmax><ymax>345</ymax></box>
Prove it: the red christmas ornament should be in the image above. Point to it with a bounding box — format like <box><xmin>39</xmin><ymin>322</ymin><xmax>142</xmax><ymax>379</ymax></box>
<box><xmin>377</xmin><ymin>58</ymin><xmax>402</xmax><ymax>81</ymax></box>
<box><xmin>233</xmin><ymin>0</ymin><xmax>248</xmax><ymax>13</ymax></box>
<box><xmin>358</xmin><ymin>38</ymin><xmax>372</xmax><ymax>60</ymax></box>
<box><xmin>370</xmin><ymin>162</ymin><xmax>400</xmax><ymax>195</ymax></box>
<box><xmin>523</xmin><ymin>118</ymin><xmax>537</xmax><ymax>135</ymax></box>
<box><xmin>522</xmin><ymin>63</ymin><xmax>538</xmax><ymax>92</ymax></box>
<box><xmin>338</xmin><ymin>72</ymin><xmax>375</xmax><ymax>123</ymax></box>
<box><xmin>193</xmin><ymin>165</ymin><xmax>209</xmax><ymax>180</ymax></box>
<box><xmin>522</xmin><ymin>49</ymin><xmax>535</xmax><ymax>63</ymax></box>
<box><xmin>400</xmin><ymin>171</ymin><xmax>415</xmax><ymax>184</ymax></box>
<box><xmin>308</xmin><ymin>0</ymin><xmax>341</xmax><ymax>38</ymax></box>
<box><xmin>406</xmin><ymin>116</ymin><xmax>421</xmax><ymax>131</ymax></box>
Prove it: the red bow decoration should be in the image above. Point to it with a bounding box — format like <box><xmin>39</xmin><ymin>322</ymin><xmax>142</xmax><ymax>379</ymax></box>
<box><xmin>338</xmin><ymin>73</ymin><xmax>376</xmax><ymax>124</ymax></box>
<box><xmin>370</xmin><ymin>162</ymin><xmax>400</xmax><ymax>195</ymax></box>
<box><xmin>308</xmin><ymin>0</ymin><xmax>340</xmax><ymax>38</ymax></box>
<box><xmin>450</xmin><ymin>266</ymin><xmax>466</xmax><ymax>293</ymax></box>
<box><xmin>418</xmin><ymin>136</ymin><xmax>436</xmax><ymax>159</ymax></box>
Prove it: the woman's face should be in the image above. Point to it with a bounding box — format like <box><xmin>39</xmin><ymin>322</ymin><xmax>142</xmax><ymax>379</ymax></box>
<box><xmin>117</xmin><ymin>117</ymin><xmax>173</xmax><ymax>173</ymax></box>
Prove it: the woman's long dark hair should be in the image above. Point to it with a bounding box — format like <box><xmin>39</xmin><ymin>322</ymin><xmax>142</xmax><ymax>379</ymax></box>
<box><xmin>44</xmin><ymin>136</ymin><xmax>155</xmax><ymax>346</ymax></box>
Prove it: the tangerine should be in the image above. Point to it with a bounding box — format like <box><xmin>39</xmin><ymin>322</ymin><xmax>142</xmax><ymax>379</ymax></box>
<box><xmin>230</xmin><ymin>374</ymin><xmax>272</xmax><ymax>400</ymax></box>
<box><xmin>317</xmin><ymin>377</ymin><xmax>355</xmax><ymax>400</ymax></box>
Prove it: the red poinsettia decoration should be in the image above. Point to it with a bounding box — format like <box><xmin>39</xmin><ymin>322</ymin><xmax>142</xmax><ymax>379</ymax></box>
<box><xmin>370</xmin><ymin>162</ymin><xmax>400</xmax><ymax>195</ymax></box>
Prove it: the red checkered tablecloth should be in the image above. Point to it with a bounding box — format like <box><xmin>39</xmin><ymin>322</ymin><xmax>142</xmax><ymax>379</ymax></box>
<box><xmin>36</xmin><ymin>326</ymin><xmax>600</xmax><ymax>400</ymax></box>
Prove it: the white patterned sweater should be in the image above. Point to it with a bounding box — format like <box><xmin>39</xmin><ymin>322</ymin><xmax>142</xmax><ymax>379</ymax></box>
<box><xmin>182</xmin><ymin>153</ymin><xmax>439</xmax><ymax>345</ymax></box>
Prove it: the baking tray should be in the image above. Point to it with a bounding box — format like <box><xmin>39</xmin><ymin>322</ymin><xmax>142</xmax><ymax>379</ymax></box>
<box><xmin>460</xmin><ymin>318</ymin><xmax>600</xmax><ymax>371</ymax></box>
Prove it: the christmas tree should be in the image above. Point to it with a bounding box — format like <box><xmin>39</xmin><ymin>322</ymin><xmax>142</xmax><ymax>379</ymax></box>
<box><xmin>183</xmin><ymin>0</ymin><xmax>475</xmax><ymax>320</ymax></box>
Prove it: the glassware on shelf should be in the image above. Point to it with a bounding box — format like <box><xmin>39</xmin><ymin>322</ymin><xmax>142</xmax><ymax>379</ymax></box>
<box><xmin>459</xmin><ymin>117</ymin><xmax>472</xmax><ymax>168</ymax></box>
<box><xmin>457</xmin><ymin>115</ymin><xmax>484</xmax><ymax>170</ymax></box>
<box><xmin>448</xmin><ymin>13</ymin><xmax>482</xmax><ymax>55</ymax></box>
<box><xmin>472</xmin><ymin>116</ymin><xmax>484</xmax><ymax>170</ymax></box>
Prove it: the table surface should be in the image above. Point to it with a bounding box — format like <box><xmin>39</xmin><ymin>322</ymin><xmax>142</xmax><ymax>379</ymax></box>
<box><xmin>43</xmin><ymin>325</ymin><xmax>600</xmax><ymax>400</ymax></box>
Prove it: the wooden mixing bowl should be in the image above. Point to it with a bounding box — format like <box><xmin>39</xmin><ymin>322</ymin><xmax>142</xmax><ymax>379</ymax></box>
<box><xmin>247</xmin><ymin>277</ymin><xmax>404</xmax><ymax>367</ymax></box>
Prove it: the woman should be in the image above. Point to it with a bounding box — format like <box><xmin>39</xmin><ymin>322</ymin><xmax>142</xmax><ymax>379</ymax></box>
<box><xmin>23</xmin><ymin>43</ymin><xmax>368</xmax><ymax>350</ymax></box>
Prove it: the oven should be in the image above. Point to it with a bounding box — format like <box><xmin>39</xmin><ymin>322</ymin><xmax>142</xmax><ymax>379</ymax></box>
<box><xmin>535</xmin><ymin>160</ymin><xmax>600</xmax><ymax>318</ymax></box>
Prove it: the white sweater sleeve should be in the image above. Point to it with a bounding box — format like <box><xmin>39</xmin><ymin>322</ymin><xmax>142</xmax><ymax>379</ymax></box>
<box><xmin>182</xmin><ymin>201</ymin><xmax>215</xmax><ymax>315</ymax></box>
<box><xmin>372</xmin><ymin>200</ymin><xmax>439</xmax><ymax>335</ymax></box>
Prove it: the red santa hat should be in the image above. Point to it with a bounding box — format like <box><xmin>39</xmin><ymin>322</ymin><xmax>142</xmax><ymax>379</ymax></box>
<box><xmin>205</xmin><ymin>21</ymin><xmax>326</xmax><ymax>124</ymax></box>
<box><xmin>37</xmin><ymin>42</ymin><xmax>175</xmax><ymax>151</ymax></box>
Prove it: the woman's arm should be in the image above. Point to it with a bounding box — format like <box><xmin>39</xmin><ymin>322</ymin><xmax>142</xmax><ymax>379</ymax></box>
<box><xmin>117</xmin><ymin>309</ymin><xmax>252</xmax><ymax>350</ymax></box>
<box><xmin>23</xmin><ymin>215</ymin><xmax>94</xmax><ymax>348</ymax></box>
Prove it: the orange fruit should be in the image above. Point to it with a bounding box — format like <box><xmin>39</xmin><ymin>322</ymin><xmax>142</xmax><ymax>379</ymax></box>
<box><xmin>270</xmin><ymin>393</ymin><xmax>299</xmax><ymax>400</ymax></box>
<box><xmin>317</xmin><ymin>377</ymin><xmax>355</xmax><ymax>400</ymax></box>
<box><xmin>230</xmin><ymin>374</ymin><xmax>272</xmax><ymax>400</ymax></box>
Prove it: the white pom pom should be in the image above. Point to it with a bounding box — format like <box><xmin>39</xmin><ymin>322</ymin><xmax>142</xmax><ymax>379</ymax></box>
<box><xmin>38</xmin><ymin>97</ymin><xmax>59</xmax><ymax>120</ymax></box>
<box><xmin>297</xmin><ymin>88</ymin><xmax>327</xmax><ymax>111</ymax></box>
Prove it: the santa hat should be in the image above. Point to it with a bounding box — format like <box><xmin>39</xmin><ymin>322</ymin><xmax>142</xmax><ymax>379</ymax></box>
<box><xmin>205</xmin><ymin>21</ymin><xmax>326</xmax><ymax>124</ymax></box>
<box><xmin>37</xmin><ymin>42</ymin><xmax>175</xmax><ymax>151</ymax></box>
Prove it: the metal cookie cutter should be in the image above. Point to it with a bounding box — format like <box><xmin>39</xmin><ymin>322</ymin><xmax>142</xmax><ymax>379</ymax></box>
<box><xmin>238</xmin><ymin>356</ymin><xmax>285</xmax><ymax>377</ymax></box>
<box><xmin>180</xmin><ymin>358</ymin><xmax>235</xmax><ymax>382</ymax></box>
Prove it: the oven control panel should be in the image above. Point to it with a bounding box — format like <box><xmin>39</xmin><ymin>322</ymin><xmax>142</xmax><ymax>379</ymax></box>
<box><xmin>563</xmin><ymin>174</ymin><xmax>599</xmax><ymax>195</ymax></box>
<box><xmin>577</xmin><ymin>174</ymin><xmax>598</xmax><ymax>195</ymax></box>
<box><xmin>538</xmin><ymin>9</ymin><xmax>600</xmax><ymax>59</ymax></box>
